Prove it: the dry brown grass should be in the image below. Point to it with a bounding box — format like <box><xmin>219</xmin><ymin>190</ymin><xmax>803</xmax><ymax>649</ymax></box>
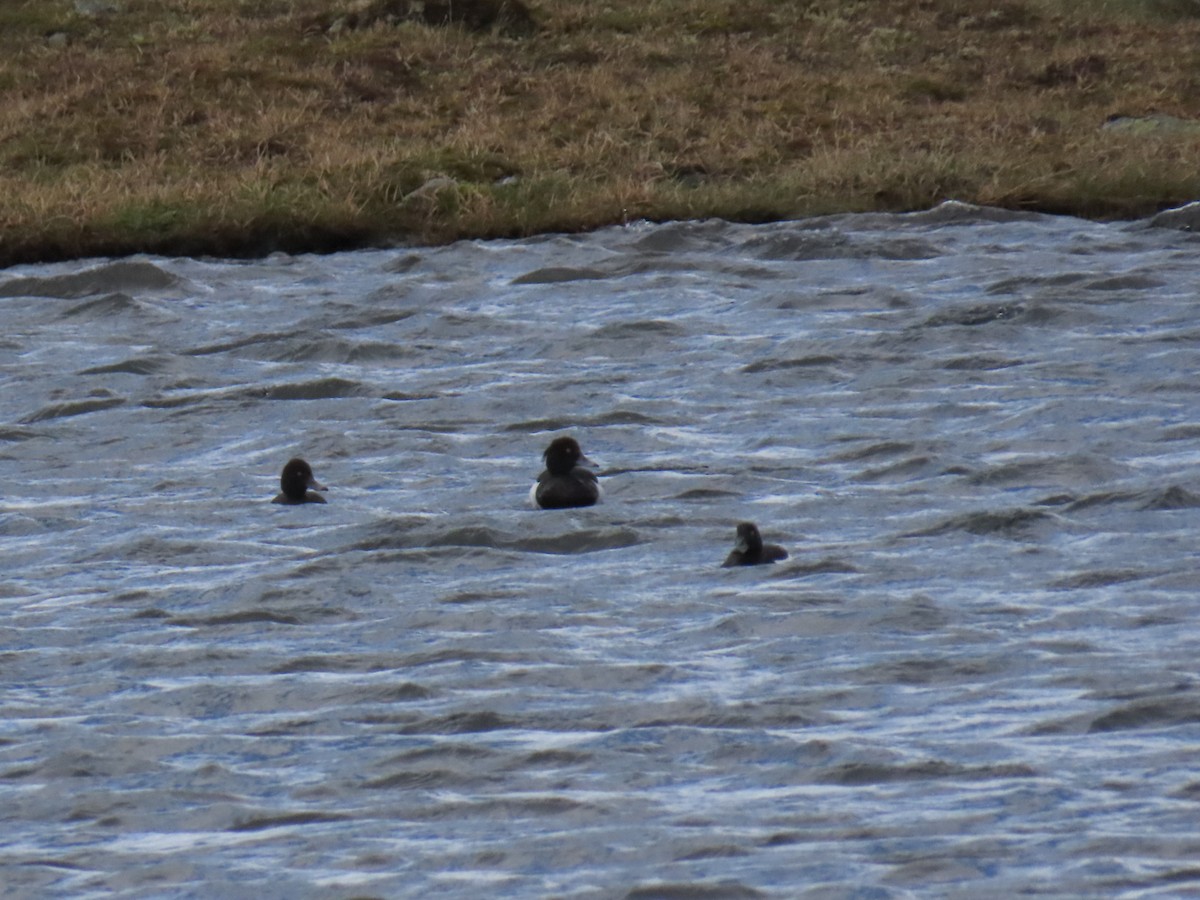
<box><xmin>2</xmin><ymin>0</ymin><xmax>1200</xmax><ymax>264</ymax></box>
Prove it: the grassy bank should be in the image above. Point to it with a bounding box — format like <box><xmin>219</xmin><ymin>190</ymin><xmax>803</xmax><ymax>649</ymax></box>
<box><xmin>3</xmin><ymin>0</ymin><xmax>1200</xmax><ymax>266</ymax></box>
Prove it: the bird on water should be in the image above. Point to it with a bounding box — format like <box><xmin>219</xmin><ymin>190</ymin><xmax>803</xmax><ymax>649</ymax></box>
<box><xmin>722</xmin><ymin>521</ymin><xmax>787</xmax><ymax>567</ymax></box>
<box><xmin>273</xmin><ymin>458</ymin><xmax>327</xmax><ymax>504</ymax></box>
<box><xmin>531</xmin><ymin>436</ymin><xmax>600</xmax><ymax>509</ymax></box>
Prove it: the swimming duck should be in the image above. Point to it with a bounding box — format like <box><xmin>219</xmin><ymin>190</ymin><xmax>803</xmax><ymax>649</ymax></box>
<box><xmin>722</xmin><ymin>522</ymin><xmax>787</xmax><ymax>567</ymax></box>
<box><xmin>531</xmin><ymin>436</ymin><xmax>600</xmax><ymax>509</ymax></box>
<box><xmin>273</xmin><ymin>458</ymin><xmax>327</xmax><ymax>504</ymax></box>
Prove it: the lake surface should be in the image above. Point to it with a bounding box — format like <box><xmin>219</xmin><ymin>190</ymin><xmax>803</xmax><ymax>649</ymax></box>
<box><xmin>2</xmin><ymin>202</ymin><xmax>1200</xmax><ymax>898</ymax></box>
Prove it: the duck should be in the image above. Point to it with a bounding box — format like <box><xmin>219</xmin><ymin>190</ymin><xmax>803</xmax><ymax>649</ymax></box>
<box><xmin>722</xmin><ymin>522</ymin><xmax>787</xmax><ymax>567</ymax></box>
<box><xmin>273</xmin><ymin>458</ymin><xmax>327</xmax><ymax>504</ymax></box>
<box><xmin>531</xmin><ymin>436</ymin><xmax>600</xmax><ymax>509</ymax></box>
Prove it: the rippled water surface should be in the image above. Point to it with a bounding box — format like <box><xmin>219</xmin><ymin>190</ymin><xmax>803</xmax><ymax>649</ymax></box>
<box><xmin>3</xmin><ymin>203</ymin><xmax>1200</xmax><ymax>898</ymax></box>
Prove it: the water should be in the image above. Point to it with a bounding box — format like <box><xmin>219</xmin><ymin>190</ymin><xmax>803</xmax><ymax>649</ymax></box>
<box><xmin>2</xmin><ymin>202</ymin><xmax>1199</xmax><ymax>898</ymax></box>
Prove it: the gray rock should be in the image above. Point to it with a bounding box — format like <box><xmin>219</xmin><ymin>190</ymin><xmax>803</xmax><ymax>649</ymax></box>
<box><xmin>402</xmin><ymin>176</ymin><xmax>459</xmax><ymax>205</ymax></box>
<box><xmin>1147</xmin><ymin>202</ymin><xmax>1200</xmax><ymax>231</ymax></box>
<box><xmin>74</xmin><ymin>0</ymin><xmax>121</xmax><ymax>15</ymax></box>
<box><xmin>1102</xmin><ymin>113</ymin><xmax>1200</xmax><ymax>135</ymax></box>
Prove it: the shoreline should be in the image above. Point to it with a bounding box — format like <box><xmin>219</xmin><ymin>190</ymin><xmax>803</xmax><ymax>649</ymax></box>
<box><xmin>3</xmin><ymin>1</ymin><xmax>1200</xmax><ymax>268</ymax></box>
<box><xmin>0</xmin><ymin>193</ymin><xmax>1189</xmax><ymax>271</ymax></box>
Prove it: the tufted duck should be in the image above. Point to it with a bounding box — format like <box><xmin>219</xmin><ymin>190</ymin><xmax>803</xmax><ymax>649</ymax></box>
<box><xmin>722</xmin><ymin>522</ymin><xmax>787</xmax><ymax>567</ymax></box>
<box><xmin>273</xmin><ymin>458</ymin><xmax>327</xmax><ymax>504</ymax></box>
<box><xmin>531</xmin><ymin>437</ymin><xmax>600</xmax><ymax>509</ymax></box>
